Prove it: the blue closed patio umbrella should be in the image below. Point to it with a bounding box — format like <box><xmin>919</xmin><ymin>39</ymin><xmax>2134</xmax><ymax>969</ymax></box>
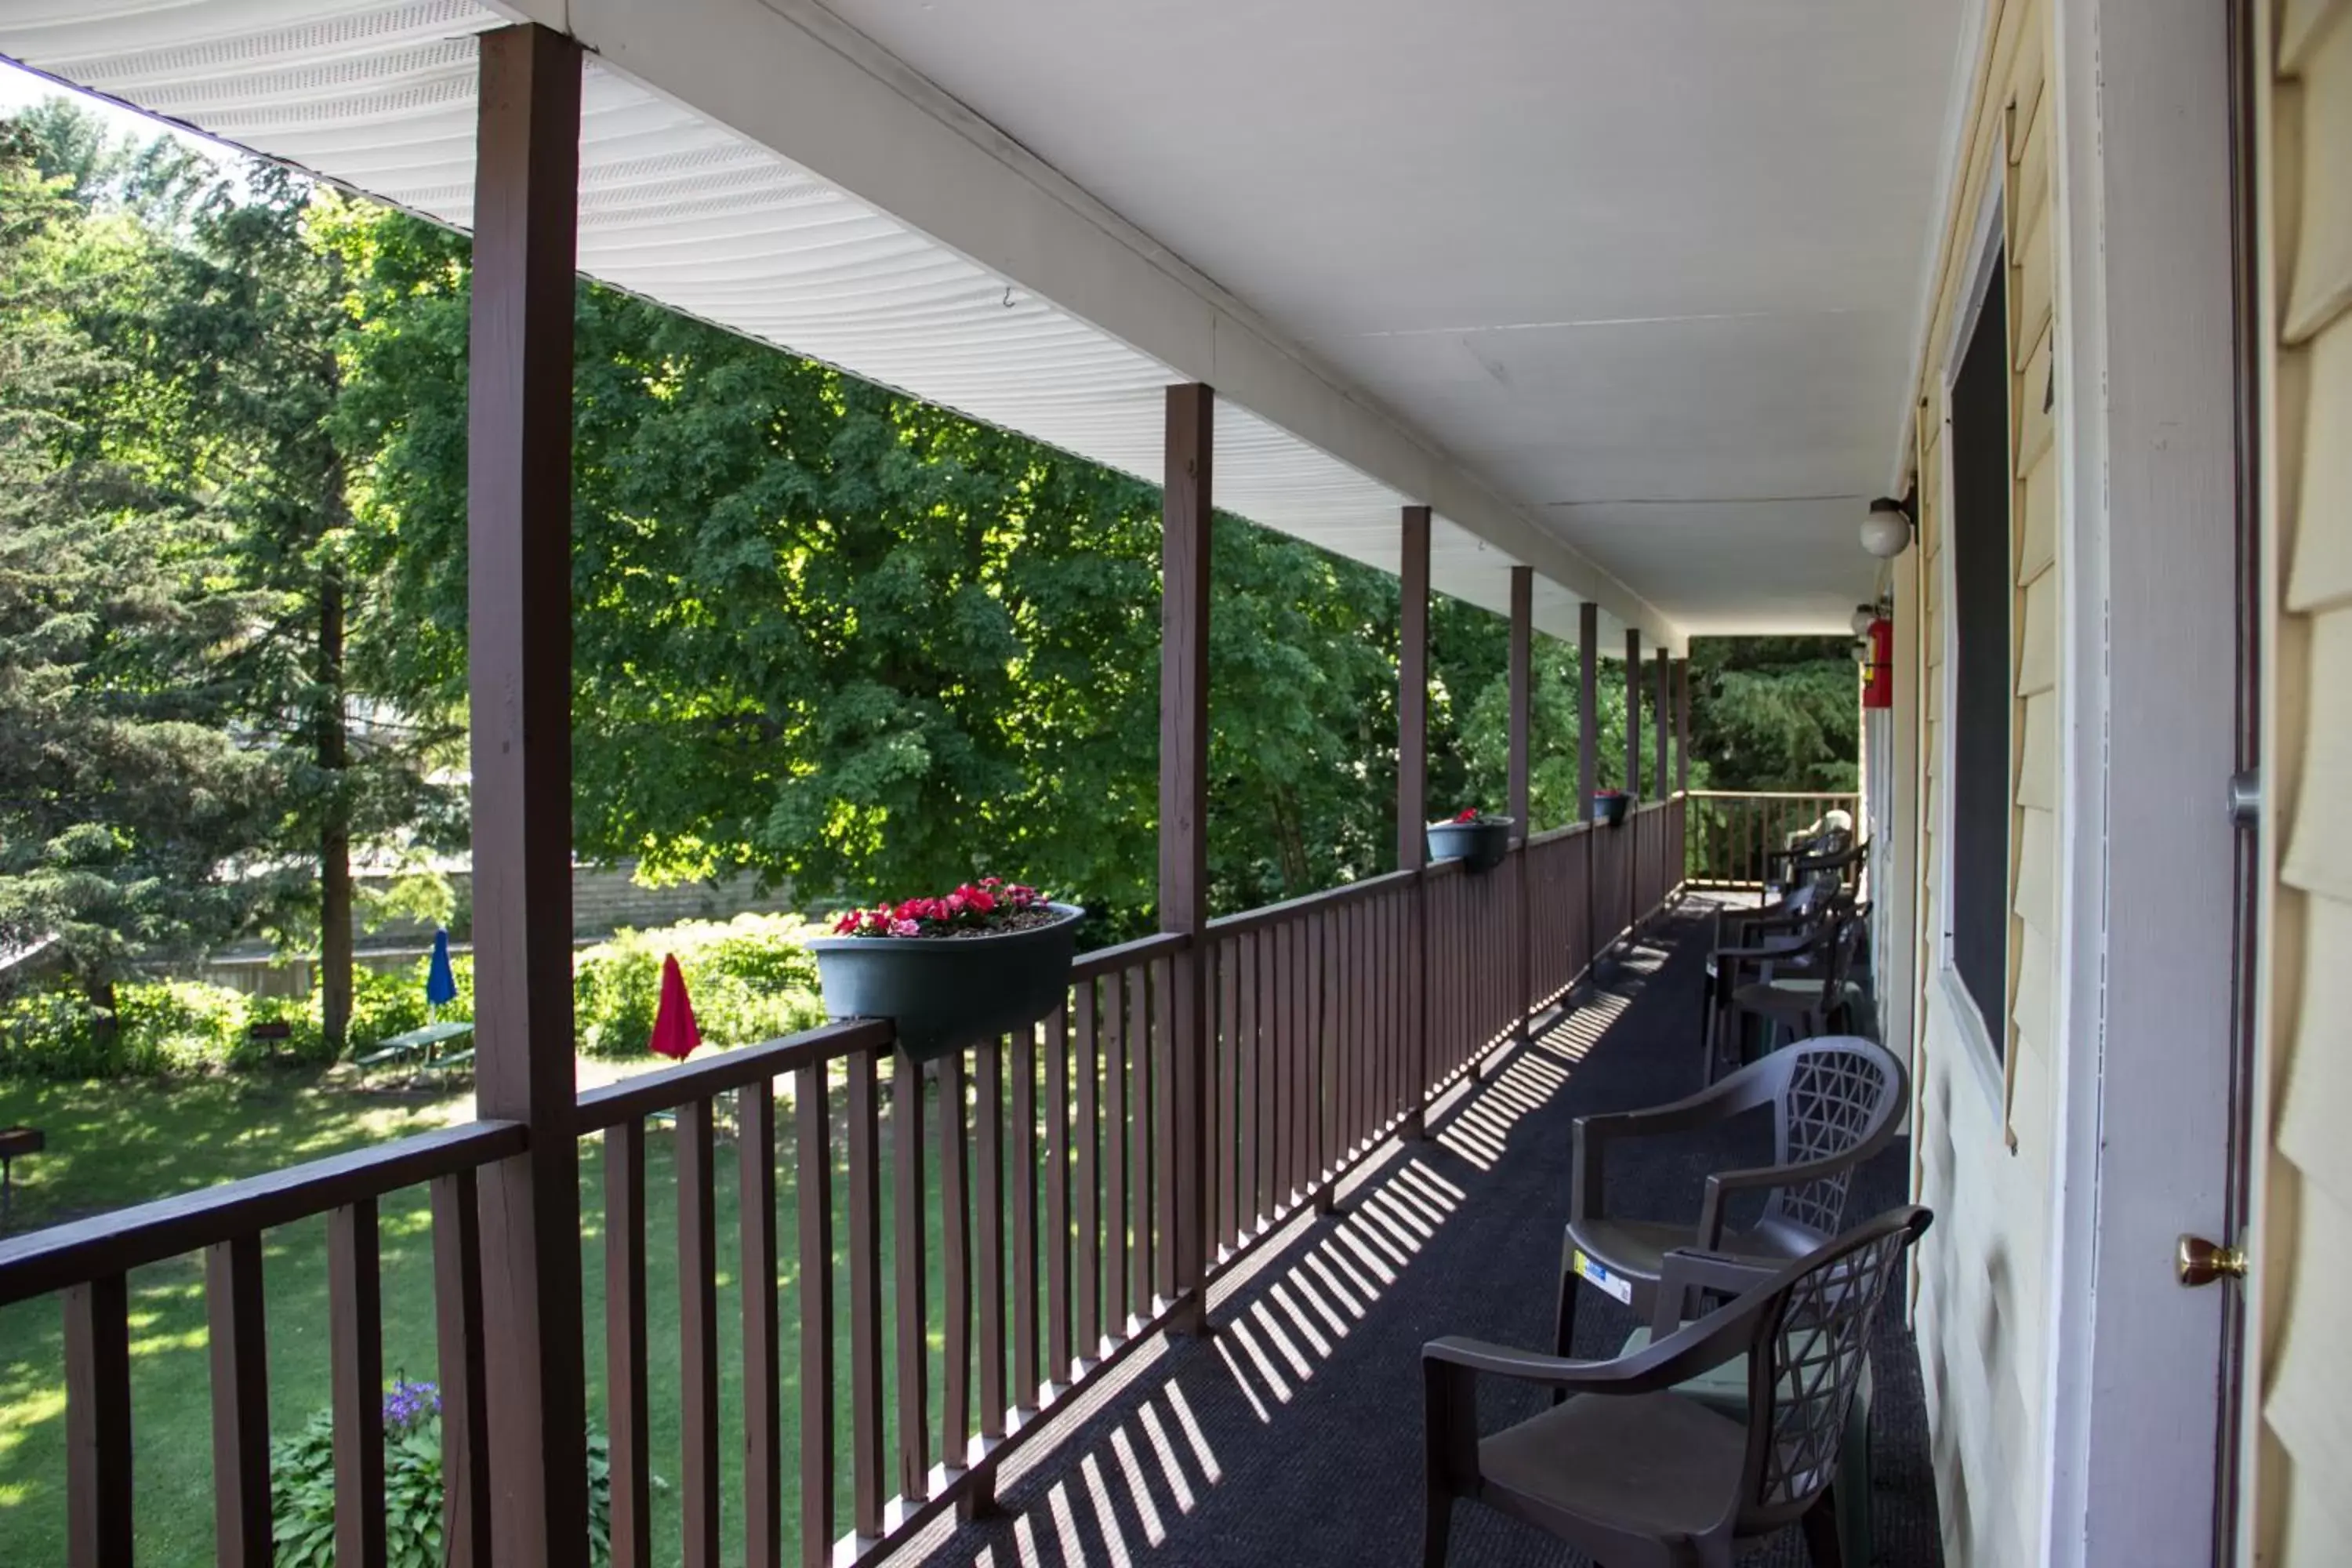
<box><xmin>426</xmin><ymin>928</ymin><xmax>459</xmax><ymax>1013</ymax></box>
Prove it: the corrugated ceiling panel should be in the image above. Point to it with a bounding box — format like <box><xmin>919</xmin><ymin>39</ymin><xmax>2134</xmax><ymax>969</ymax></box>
<box><xmin>2</xmin><ymin>0</ymin><xmax>1599</xmax><ymax>641</ymax></box>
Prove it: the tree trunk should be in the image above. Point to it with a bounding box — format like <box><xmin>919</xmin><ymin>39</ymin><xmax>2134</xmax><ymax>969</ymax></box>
<box><xmin>1273</xmin><ymin>786</ymin><xmax>1312</xmax><ymax>895</ymax></box>
<box><xmin>319</xmin><ymin>561</ymin><xmax>354</xmax><ymax>1052</ymax></box>
<box><xmin>82</xmin><ymin>975</ymin><xmax>121</xmax><ymax>1055</ymax></box>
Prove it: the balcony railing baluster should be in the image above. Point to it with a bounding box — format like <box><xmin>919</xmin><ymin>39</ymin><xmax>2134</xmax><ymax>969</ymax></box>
<box><xmin>845</xmin><ymin>1052</ymin><xmax>884</xmax><ymax>1541</ymax></box>
<box><xmin>792</xmin><ymin>1060</ymin><xmax>835</xmax><ymax>1568</ymax></box>
<box><xmin>973</xmin><ymin>1040</ymin><xmax>1007</xmax><ymax>1446</ymax></box>
<box><xmin>938</xmin><ymin>1053</ymin><xmax>971</xmax><ymax>1477</ymax></box>
<box><xmin>678</xmin><ymin>1096</ymin><xmax>720</xmax><ymax>1567</ymax></box>
<box><xmin>206</xmin><ymin>1232</ymin><xmax>271</xmax><ymax>1568</ymax></box>
<box><xmin>741</xmin><ymin>1080</ymin><xmax>783</xmax><ymax>1568</ymax></box>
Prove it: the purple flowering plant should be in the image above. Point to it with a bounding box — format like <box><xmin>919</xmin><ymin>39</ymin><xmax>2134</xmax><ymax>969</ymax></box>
<box><xmin>383</xmin><ymin>1377</ymin><xmax>441</xmax><ymax>1432</ymax></box>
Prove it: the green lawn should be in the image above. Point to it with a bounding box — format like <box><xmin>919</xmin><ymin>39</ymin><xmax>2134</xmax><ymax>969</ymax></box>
<box><xmin>0</xmin><ymin>1065</ymin><xmax>1016</xmax><ymax>1567</ymax></box>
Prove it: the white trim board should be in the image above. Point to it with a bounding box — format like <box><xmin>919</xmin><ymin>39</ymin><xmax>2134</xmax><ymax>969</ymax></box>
<box><xmin>1888</xmin><ymin>0</ymin><xmax>2000</xmax><ymax>496</ymax></box>
<box><xmin>1929</xmin><ymin>152</ymin><xmax>2013</xmax><ymax>1106</ymax></box>
<box><xmin>2039</xmin><ymin>2</ymin><xmax>2243</xmax><ymax>1563</ymax></box>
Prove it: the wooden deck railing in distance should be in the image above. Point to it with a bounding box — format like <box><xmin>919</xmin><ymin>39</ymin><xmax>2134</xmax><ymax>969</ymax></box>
<box><xmin>1682</xmin><ymin>791</ymin><xmax>1860</xmax><ymax>887</ymax></box>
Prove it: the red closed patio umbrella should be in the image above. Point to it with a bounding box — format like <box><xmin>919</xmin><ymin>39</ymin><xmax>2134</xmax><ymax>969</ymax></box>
<box><xmin>648</xmin><ymin>953</ymin><xmax>702</xmax><ymax>1062</ymax></box>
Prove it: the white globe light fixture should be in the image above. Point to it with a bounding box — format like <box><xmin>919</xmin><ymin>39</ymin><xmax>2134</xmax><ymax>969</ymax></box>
<box><xmin>1850</xmin><ymin>604</ymin><xmax>1878</xmax><ymax>637</ymax></box>
<box><xmin>1860</xmin><ymin>496</ymin><xmax>1913</xmax><ymax>558</ymax></box>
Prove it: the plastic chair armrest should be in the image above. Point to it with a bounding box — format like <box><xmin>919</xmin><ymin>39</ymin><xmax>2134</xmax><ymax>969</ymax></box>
<box><xmin>1651</xmin><ymin>1248</ymin><xmax>1781</xmax><ymax>1339</ymax></box>
<box><xmin>1422</xmin><ymin>1336</ymin><xmax>1646</xmax><ymax>1394</ymax></box>
<box><xmin>1696</xmin><ymin>1149</ymin><xmax>1876</xmax><ymax>1244</ymax></box>
<box><xmin>1573</xmin><ymin>1078</ymin><xmax>1769</xmax><ymax>1219</ymax></box>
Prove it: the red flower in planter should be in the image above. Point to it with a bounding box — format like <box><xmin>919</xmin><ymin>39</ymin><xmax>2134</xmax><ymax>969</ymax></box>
<box><xmin>832</xmin><ymin>877</ymin><xmax>1058</xmax><ymax>938</ymax></box>
<box><xmin>1454</xmin><ymin>808</ymin><xmax>1481</xmax><ymax>823</ymax></box>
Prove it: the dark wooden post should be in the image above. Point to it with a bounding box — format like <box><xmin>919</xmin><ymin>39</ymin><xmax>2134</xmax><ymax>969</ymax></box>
<box><xmin>1508</xmin><ymin>568</ymin><xmax>1534</xmax><ymax>833</ymax></box>
<box><xmin>1577</xmin><ymin>603</ymin><xmax>1599</xmax><ymax>813</ymax></box>
<box><xmin>1674</xmin><ymin>656</ymin><xmax>1690</xmax><ymax>792</ymax></box>
<box><xmin>1163</xmin><ymin>384</ymin><xmax>1213</xmax><ymax>1333</ymax></box>
<box><xmin>467</xmin><ymin>25</ymin><xmax>589</xmax><ymax>1567</ymax></box>
<box><xmin>1399</xmin><ymin>506</ymin><xmax>1431</xmax><ymax>1134</ymax></box>
<box><xmin>1508</xmin><ymin>567</ymin><xmax>1534</xmax><ymax>1039</ymax></box>
<box><xmin>1653</xmin><ymin>648</ymin><xmax>1670</xmax><ymax>804</ymax></box>
<box><xmin>1576</xmin><ymin>603</ymin><xmax>1599</xmax><ymax>999</ymax></box>
<box><xmin>1624</xmin><ymin>629</ymin><xmax>1643</xmax><ymax>797</ymax></box>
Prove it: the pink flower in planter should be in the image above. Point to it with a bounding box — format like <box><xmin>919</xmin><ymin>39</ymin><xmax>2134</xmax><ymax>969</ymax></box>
<box><xmin>835</xmin><ymin>876</ymin><xmax>1059</xmax><ymax>938</ymax></box>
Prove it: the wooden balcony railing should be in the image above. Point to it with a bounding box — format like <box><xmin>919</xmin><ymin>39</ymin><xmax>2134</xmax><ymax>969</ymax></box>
<box><xmin>0</xmin><ymin>797</ymin><xmax>1686</xmax><ymax>1568</ymax></box>
<box><xmin>1681</xmin><ymin>790</ymin><xmax>1861</xmax><ymax>889</ymax></box>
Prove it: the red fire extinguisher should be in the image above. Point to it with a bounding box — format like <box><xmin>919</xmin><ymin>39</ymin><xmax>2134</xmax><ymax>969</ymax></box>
<box><xmin>1862</xmin><ymin>617</ymin><xmax>1893</xmax><ymax>709</ymax></box>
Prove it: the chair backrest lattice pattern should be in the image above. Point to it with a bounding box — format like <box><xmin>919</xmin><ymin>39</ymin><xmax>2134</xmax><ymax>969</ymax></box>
<box><xmin>1767</xmin><ymin>1042</ymin><xmax>1894</xmax><ymax>1238</ymax></box>
<box><xmin>1801</xmin><ymin>903</ymin><xmax>1871</xmax><ymax>1012</ymax></box>
<box><xmin>1798</xmin><ymin>829</ymin><xmax>1853</xmax><ymax>882</ymax></box>
<box><xmin>1751</xmin><ymin>1223</ymin><xmax>1911</xmax><ymax>1510</ymax></box>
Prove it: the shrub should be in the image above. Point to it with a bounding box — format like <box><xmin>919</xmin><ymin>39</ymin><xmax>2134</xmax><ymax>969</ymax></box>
<box><xmin>574</xmin><ymin>913</ymin><xmax>826</xmax><ymax>1059</ymax></box>
<box><xmin>241</xmin><ymin>993</ymin><xmax>328</xmax><ymax>1065</ymax></box>
<box><xmin>270</xmin><ymin>1378</ymin><xmax>615</xmax><ymax>1568</ymax></box>
<box><xmin>0</xmin><ymin>979</ymin><xmax>259</xmax><ymax>1079</ymax></box>
<box><xmin>112</xmin><ymin>980</ymin><xmax>251</xmax><ymax>1073</ymax></box>
<box><xmin>0</xmin><ymin>990</ymin><xmax>111</xmax><ymax>1078</ymax></box>
<box><xmin>344</xmin><ymin>954</ymin><xmax>474</xmax><ymax>1051</ymax></box>
<box><xmin>1</xmin><ymin>912</ymin><xmax>820</xmax><ymax>1078</ymax></box>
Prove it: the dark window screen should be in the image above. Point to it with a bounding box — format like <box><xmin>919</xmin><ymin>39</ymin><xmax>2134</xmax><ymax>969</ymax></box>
<box><xmin>1949</xmin><ymin>253</ymin><xmax>2012</xmax><ymax>1048</ymax></box>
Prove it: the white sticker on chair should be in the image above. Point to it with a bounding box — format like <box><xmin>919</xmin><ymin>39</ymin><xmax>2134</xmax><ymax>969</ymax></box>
<box><xmin>1573</xmin><ymin>1250</ymin><xmax>1634</xmax><ymax>1305</ymax></box>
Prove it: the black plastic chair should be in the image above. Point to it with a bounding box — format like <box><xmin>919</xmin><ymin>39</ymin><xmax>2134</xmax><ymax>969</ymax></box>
<box><xmin>1702</xmin><ymin>880</ymin><xmax>1851</xmax><ymax>1072</ymax></box>
<box><xmin>1715</xmin><ymin>906</ymin><xmax>1872</xmax><ymax>1074</ymax></box>
<box><xmin>1762</xmin><ymin>829</ymin><xmax>1860</xmax><ymax>899</ymax></box>
<box><xmin>1553</xmin><ymin>1034</ymin><xmax>1907</xmax><ymax>1366</ymax></box>
<box><xmin>1428</xmin><ymin>1205</ymin><xmax>1933</xmax><ymax>1567</ymax></box>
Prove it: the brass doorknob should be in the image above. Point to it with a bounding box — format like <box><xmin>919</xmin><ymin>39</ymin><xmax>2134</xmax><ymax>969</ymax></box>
<box><xmin>2176</xmin><ymin>1234</ymin><xmax>2249</xmax><ymax>1287</ymax></box>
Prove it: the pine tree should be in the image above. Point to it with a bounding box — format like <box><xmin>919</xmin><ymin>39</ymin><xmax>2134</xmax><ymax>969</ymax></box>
<box><xmin>0</xmin><ymin>122</ymin><xmax>286</xmax><ymax>997</ymax></box>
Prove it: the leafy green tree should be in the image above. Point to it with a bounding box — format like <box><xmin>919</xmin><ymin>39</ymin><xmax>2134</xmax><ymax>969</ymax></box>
<box><xmin>152</xmin><ymin>173</ymin><xmax>459</xmax><ymax>1048</ymax></box>
<box><xmin>0</xmin><ymin>121</ymin><xmax>287</xmax><ymax>998</ymax></box>
<box><xmin>16</xmin><ymin>96</ymin><xmax>223</xmax><ymax>230</ymax></box>
<box><xmin>331</xmin><ymin>209</ymin><xmax>1429</xmax><ymax>931</ymax></box>
<box><xmin>1688</xmin><ymin>636</ymin><xmax>1860</xmax><ymax>792</ymax></box>
<box><xmin>1454</xmin><ymin>642</ymin><xmax>1635</xmax><ymax>831</ymax></box>
<box><xmin>24</xmin><ymin>99</ymin><xmax>455</xmax><ymax>1045</ymax></box>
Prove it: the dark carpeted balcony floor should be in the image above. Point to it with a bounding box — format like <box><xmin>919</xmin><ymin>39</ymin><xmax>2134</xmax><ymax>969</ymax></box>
<box><xmin>891</xmin><ymin>898</ymin><xmax>1940</xmax><ymax>1568</ymax></box>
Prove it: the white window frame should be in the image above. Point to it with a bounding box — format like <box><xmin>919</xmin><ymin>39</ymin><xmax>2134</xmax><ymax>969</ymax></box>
<box><xmin>1932</xmin><ymin>143</ymin><xmax>2011</xmax><ymax>1105</ymax></box>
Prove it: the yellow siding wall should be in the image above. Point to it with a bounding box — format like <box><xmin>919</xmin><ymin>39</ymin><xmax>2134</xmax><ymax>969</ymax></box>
<box><xmin>2259</xmin><ymin>2</ymin><xmax>2352</xmax><ymax>1560</ymax></box>
<box><xmin>1905</xmin><ymin>3</ymin><xmax>2060</xmax><ymax>1564</ymax></box>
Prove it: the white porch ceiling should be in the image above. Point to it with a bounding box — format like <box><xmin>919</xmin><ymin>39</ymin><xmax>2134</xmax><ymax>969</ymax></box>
<box><xmin>808</xmin><ymin>0</ymin><xmax>1964</xmax><ymax>635</ymax></box>
<box><xmin>0</xmin><ymin>0</ymin><xmax>1969</xmax><ymax>644</ymax></box>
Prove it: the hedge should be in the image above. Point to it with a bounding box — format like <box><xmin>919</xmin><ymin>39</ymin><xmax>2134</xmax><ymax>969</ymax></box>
<box><xmin>0</xmin><ymin>912</ymin><xmax>828</xmax><ymax>1080</ymax></box>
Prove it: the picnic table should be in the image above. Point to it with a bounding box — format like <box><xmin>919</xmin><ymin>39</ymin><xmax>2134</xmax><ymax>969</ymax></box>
<box><xmin>356</xmin><ymin>1020</ymin><xmax>476</xmax><ymax>1080</ymax></box>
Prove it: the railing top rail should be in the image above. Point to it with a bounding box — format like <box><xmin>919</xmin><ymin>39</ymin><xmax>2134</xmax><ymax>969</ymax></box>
<box><xmin>1207</xmin><ymin>866</ymin><xmax>1417</xmax><ymax>939</ymax></box>
<box><xmin>1526</xmin><ymin>821</ymin><xmax>1592</xmax><ymax>848</ymax></box>
<box><xmin>1069</xmin><ymin>929</ymin><xmax>1188</xmax><ymax>983</ymax></box>
<box><xmin>1682</xmin><ymin>789</ymin><xmax>1860</xmax><ymax>801</ymax></box>
<box><xmin>0</xmin><ymin>1117</ymin><xmax>528</xmax><ymax>1308</ymax></box>
<box><xmin>572</xmin><ymin>1016</ymin><xmax>894</xmax><ymax>1133</ymax></box>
